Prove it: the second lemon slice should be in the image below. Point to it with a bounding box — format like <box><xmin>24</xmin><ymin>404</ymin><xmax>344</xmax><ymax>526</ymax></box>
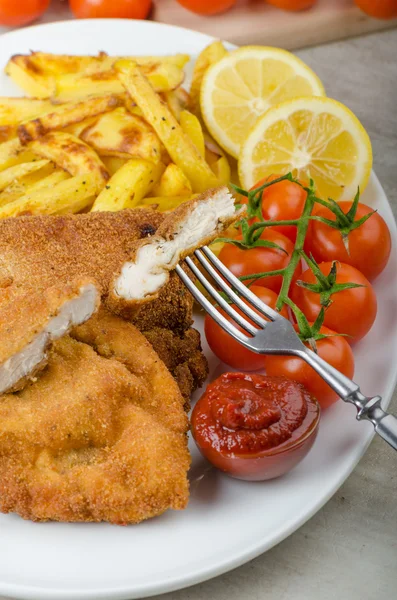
<box><xmin>200</xmin><ymin>46</ymin><xmax>325</xmax><ymax>158</ymax></box>
<box><xmin>239</xmin><ymin>96</ymin><xmax>373</xmax><ymax>201</ymax></box>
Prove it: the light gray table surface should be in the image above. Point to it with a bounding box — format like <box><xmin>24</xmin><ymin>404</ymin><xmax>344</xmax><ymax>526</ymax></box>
<box><xmin>0</xmin><ymin>26</ymin><xmax>395</xmax><ymax>600</ymax></box>
<box><xmin>149</xmin><ymin>28</ymin><xmax>397</xmax><ymax>600</ymax></box>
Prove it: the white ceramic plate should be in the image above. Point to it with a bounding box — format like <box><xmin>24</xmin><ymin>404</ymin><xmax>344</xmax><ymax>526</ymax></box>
<box><xmin>0</xmin><ymin>18</ymin><xmax>395</xmax><ymax>600</ymax></box>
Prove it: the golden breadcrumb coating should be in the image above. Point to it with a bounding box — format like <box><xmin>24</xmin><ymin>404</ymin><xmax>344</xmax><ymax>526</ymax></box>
<box><xmin>0</xmin><ymin>317</ymin><xmax>190</xmax><ymax>524</ymax></box>
<box><xmin>0</xmin><ymin>208</ymin><xmax>193</xmax><ymax>334</ymax></box>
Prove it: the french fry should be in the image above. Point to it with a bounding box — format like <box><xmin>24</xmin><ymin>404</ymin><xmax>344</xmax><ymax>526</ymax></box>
<box><xmin>189</xmin><ymin>41</ymin><xmax>227</xmax><ymax>118</ymax></box>
<box><xmin>0</xmin><ymin>138</ymin><xmax>36</xmax><ymax>172</ymax></box>
<box><xmin>18</xmin><ymin>95</ymin><xmax>122</xmax><ymax>143</ymax></box>
<box><xmin>54</xmin><ymin>62</ymin><xmax>184</xmax><ymax>102</ymax></box>
<box><xmin>163</xmin><ymin>88</ymin><xmax>189</xmax><ymax>121</ymax></box>
<box><xmin>0</xmin><ymin>172</ymin><xmax>101</xmax><ymax>218</ymax></box>
<box><xmin>211</xmin><ymin>155</ymin><xmax>231</xmax><ymax>186</ymax></box>
<box><xmin>180</xmin><ymin>110</ymin><xmax>205</xmax><ymax>157</ymax></box>
<box><xmin>117</xmin><ymin>62</ymin><xmax>217</xmax><ymax>193</ymax></box>
<box><xmin>0</xmin><ymin>159</ymin><xmax>49</xmax><ymax>192</ymax></box>
<box><xmin>6</xmin><ymin>52</ymin><xmax>190</xmax><ymax>77</ymax></box>
<box><xmin>28</xmin><ymin>132</ymin><xmax>109</xmax><ymax>182</ymax></box>
<box><xmin>0</xmin><ymin>97</ymin><xmax>56</xmax><ymax>141</ymax></box>
<box><xmin>0</xmin><ymin>168</ymin><xmax>69</xmax><ymax>207</ymax></box>
<box><xmin>100</xmin><ymin>156</ymin><xmax>128</xmax><ymax>176</ymax></box>
<box><xmin>91</xmin><ymin>158</ymin><xmax>164</xmax><ymax>212</ymax></box>
<box><xmin>80</xmin><ymin>107</ymin><xmax>162</xmax><ymax>162</ymax></box>
<box><xmin>152</xmin><ymin>163</ymin><xmax>192</xmax><ymax>197</ymax></box>
<box><xmin>5</xmin><ymin>52</ymin><xmax>190</xmax><ymax>99</ymax></box>
<box><xmin>138</xmin><ymin>195</ymin><xmax>193</xmax><ymax>212</ymax></box>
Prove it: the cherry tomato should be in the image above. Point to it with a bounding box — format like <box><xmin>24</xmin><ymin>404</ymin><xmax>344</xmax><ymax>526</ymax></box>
<box><xmin>176</xmin><ymin>0</ymin><xmax>236</xmax><ymax>15</ymax></box>
<box><xmin>354</xmin><ymin>0</ymin><xmax>397</xmax><ymax>19</ymax></box>
<box><xmin>265</xmin><ymin>324</ymin><xmax>355</xmax><ymax>409</ymax></box>
<box><xmin>291</xmin><ymin>261</ymin><xmax>377</xmax><ymax>343</ymax></box>
<box><xmin>205</xmin><ymin>286</ymin><xmax>289</xmax><ymax>370</ymax></box>
<box><xmin>191</xmin><ymin>373</ymin><xmax>320</xmax><ymax>481</ymax></box>
<box><xmin>0</xmin><ymin>0</ymin><xmax>49</xmax><ymax>26</ymax></box>
<box><xmin>254</xmin><ymin>175</ymin><xmax>307</xmax><ymax>241</ymax></box>
<box><xmin>305</xmin><ymin>201</ymin><xmax>391</xmax><ymax>281</ymax></box>
<box><xmin>69</xmin><ymin>0</ymin><xmax>152</xmax><ymax>19</ymax></box>
<box><xmin>266</xmin><ymin>0</ymin><xmax>317</xmax><ymax>10</ymax></box>
<box><xmin>219</xmin><ymin>228</ymin><xmax>302</xmax><ymax>293</ymax></box>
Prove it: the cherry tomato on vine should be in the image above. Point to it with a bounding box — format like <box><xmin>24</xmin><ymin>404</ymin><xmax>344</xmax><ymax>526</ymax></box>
<box><xmin>0</xmin><ymin>0</ymin><xmax>49</xmax><ymax>26</ymax></box>
<box><xmin>354</xmin><ymin>0</ymin><xmax>397</xmax><ymax>19</ymax></box>
<box><xmin>69</xmin><ymin>0</ymin><xmax>152</xmax><ymax>19</ymax></box>
<box><xmin>265</xmin><ymin>324</ymin><xmax>355</xmax><ymax>409</ymax></box>
<box><xmin>291</xmin><ymin>261</ymin><xmax>377</xmax><ymax>343</ymax></box>
<box><xmin>266</xmin><ymin>0</ymin><xmax>318</xmax><ymax>11</ymax></box>
<box><xmin>176</xmin><ymin>0</ymin><xmax>236</xmax><ymax>15</ymax></box>
<box><xmin>205</xmin><ymin>286</ymin><xmax>289</xmax><ymax>371</ymax></box>
<box><xmin>242</xmin><ymin>175</ymin><xmax>307</xmax><ymax>241</ymax></box>
<box><xmin>305</xmin><ymin>201</ymin><xmax>391</xmax><ymax>281</ymax></box>
<box><xmin>218</xmin><ymin>228</ymin><xmax>302</xmax><ymax>294</ymax></box>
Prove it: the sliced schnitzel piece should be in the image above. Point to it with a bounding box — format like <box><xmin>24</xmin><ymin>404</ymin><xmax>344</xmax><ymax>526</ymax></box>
<box><xmin>0</xmin><ymin>278</ymin><xmax>99</xmax><ymax>394</ymax></box>
<box><xmin>0</xmin><ymin>206</ymin><xmax>193</xmax><ymax>334</ymax></box>
<box><xmin>0</xmin><ymin>329</ymin><xmax>189</xmax><ymax>524</ymax></box>
<box><xmin>110</xmin><ymin>187</ymin><xmax>241</xmax><ymax>307</ymax></box>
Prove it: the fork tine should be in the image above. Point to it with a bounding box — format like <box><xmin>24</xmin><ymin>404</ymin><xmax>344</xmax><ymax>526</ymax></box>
<box><xmin>175</xmin><ymin>265</ymin><xmax>252</xmax><ymax>346</ymax></box>
<box><xmin>183</xmin><ymin>257</ymin><xmax>257</xmax><ymax>335</ymax></box>
<box><xmin>199</xmin><ymin>246</ymin><xmax>282</xmax><ymax>322</ymax></box>
<box><xmin>193</xmin><ymin>250</ymin><xmax>269</xmax><ymax>328</ymax></box>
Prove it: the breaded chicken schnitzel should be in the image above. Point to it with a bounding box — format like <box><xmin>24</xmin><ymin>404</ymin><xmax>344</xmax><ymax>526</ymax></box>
<box><xmin>0</xmin><ymin>314</ymin><xmax>190</xmax><ymax>524</ymax></box>
<box><xmin>0</xmin><ymin>277</ymin><xmax>99</xmax><ymax>394</ymax></box>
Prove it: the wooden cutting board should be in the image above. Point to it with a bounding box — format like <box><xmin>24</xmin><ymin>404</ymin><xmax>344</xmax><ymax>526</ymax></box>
<box><xmin>152</xmin><ymin>0</ymin><xmax>397</xmax><ymax>49</ymax></box>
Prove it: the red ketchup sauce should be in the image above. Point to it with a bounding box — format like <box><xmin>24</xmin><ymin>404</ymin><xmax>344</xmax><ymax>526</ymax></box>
<box><xmin>191</xmin><ymin>373</ymin><xmax>320</xmax><ymax>481</ymax></box>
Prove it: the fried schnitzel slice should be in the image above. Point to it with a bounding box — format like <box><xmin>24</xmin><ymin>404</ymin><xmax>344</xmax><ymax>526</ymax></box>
<box><xmin>0</xmin><ymin>207</ymin><xmax>193</xmax><ymax>334</ymax></box>
<box><xmin>110</xmin><ymin>187</ymin><xmax>240</xmax><ymax>308</ymax></box>
<box><xmin>0</xmin><ymin>278</ymin><xmax>99</xmax><ymax>394</ymax></box>
<box><xmin>0</xmin><ymin>332</ymin><xmax>189</xmax><ymax>524</ymax></box>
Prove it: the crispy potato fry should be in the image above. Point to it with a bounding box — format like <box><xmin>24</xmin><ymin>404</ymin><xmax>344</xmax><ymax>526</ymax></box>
<box><xmin>152</xmin><ymin>163</ymin><xmax>192</xmax><ymax>197</ymax></box>
<box><xmin>100</xmin><ymin>156</ymin><xmax>128</xmax><ymax>176</ymax></box>
<box><xmin>5</xmin><ymin>52</ymin><xmax>189</xmax><ymax>99</ymax></box>
<box><xmin>0</xmin><ymin>167</ymin><xmax>69</xmax><ymax>207</ymax></box>
<box><xmin>28</xmin><ymin>132</ymin><xmax>109</xmax><ymax>182</ymax></box>
<box><xmin>163</xmin><ymin>88</ymin><xmax>189</xmax><ymax>122</ymax></box>
<box><xmin>18</xmin><ymin>95</ymin><xmax>122</xmax><ymax>143</ymax></box>
<box><xmin>6</xmin><ymin>52</ymin><xmax>190</xmax><ymax>76</ymax></box>
<box><xmin>0</xmin><ymin>138</ymin><xmax>36</xmax><ymax>172</ymax></box>
<box><xmin>79</xmin><ymin>107</ymin><xmax>162</xmax><ymax>162</ymax></box>
<box><xmin>212</xmin><ymin>155</ymin><xmax>231</xmax><ymax>186</ymax></box>
<box><xmin>54</xmin><ymin>62</ymin><xmax>184</xmax><ymax>102</ymax></box>
<box><xmin>138</xmin><ymin>195</ymin><xmax>194</xmax><ymax>212</ymax></box>
<box><xmin>64</xmin><ymin>115</ymin><xmax>100</xmax><ymax>137</ymax></box>
<box><xmin>180</xmin><ymin>110</ymin><xmax>205</xmax><ymax>157</ymax></box>
<box><xmin>118</xmin><ymin>62</ymin><xmax>217</xmax><ymax>193</ymax></box>
<box><xmin>0</xmin><ymin>172</ymin><xmax>100</xmax><ymax>217</ymax></box>
<box><xmin>0</xmin><ymin>97</ymin><xmax>57</xmax><ymax>141</ymax></box>
<box><xmin>0</xmin><ymin>159</ymin><xmax>49</xmax><ymax>192</ymax></box>
<box><xmin>91</xmin><ymin>158</ymin><xmax>164</xmax><ymax>212</ymax></box>
<box><xmin>189</xmin><ymin>41</ymin><xmax>227</xmax><ymax>118</ymax></box>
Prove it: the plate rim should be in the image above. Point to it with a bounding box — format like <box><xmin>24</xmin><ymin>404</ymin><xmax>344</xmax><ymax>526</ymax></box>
<box><xmin>0</xmin><ymin>18</ymin><xmax>395</xmax><ymax>600</ymax></box>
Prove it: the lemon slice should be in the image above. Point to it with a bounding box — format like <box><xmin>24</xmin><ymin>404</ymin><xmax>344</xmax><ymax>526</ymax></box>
<box><xmin>239</xmin><ymin>96</ymin><xmax>373</xmax><ymax>201</ymax></box>
<box><xmin>200</xmin><ymin>46</ymin><xmax>325</xmax><ymax>158</ymax></box>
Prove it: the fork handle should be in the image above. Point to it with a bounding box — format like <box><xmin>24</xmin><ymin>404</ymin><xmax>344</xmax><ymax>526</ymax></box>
<box><xmin>301</xmin><ymin>348</ymin><xmax>397</xmax><ymax>451</ymax></box>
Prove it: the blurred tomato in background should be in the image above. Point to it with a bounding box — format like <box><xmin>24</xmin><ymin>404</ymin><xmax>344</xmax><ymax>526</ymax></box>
<box><xmin>70</xmin><ymin>0</ymin><xmax>152</xmax><ymax>19</ymax></box>
<box><xmin>354</xmin><ymin>0</ymin><xmax>397</xmax><ymax>19</ymax></box>
<box><xmin>175</xmin><ymin>0</ymin><xmax>236</xmax><ymax>15</ymax></box>
<box><xmin>0</xmin><ymin>0</ymin><xmax>49</xmax><ymax>25</ymax></box>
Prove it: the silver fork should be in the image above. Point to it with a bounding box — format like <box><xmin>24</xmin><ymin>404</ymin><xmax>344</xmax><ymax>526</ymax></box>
<box><xmin>176</xmin><ymin>246</ymin><xmax>397</xmax><ymax>451</ymax></box>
